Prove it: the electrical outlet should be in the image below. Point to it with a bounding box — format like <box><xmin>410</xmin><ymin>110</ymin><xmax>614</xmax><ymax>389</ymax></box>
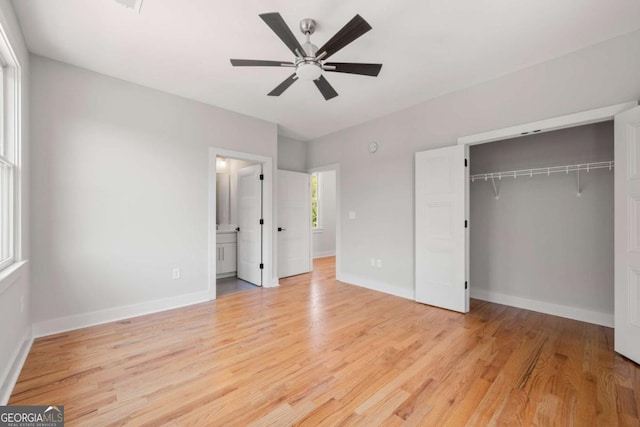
<box><xmin>376</xmin><ymin>259</ymin><xmax>382</xmax><ymax>268</ymax></box>
<box><xmin>20</xmin><ymin>296</ymin><xmax>24</xmax><ymax>313</ymax></box>
<box><xmin>370</xmin><ymin>258</ymin><xmax>376</xmax><ymax>267</ymax></box>
<box><xmin>172</xmin><ymin>268</ymin><xmax>181</xmax><ymax>279</ymax></box>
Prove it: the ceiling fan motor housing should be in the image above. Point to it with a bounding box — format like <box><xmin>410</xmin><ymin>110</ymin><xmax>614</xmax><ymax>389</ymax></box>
<box><xmin>302</xmin><ymin>41</ymin><xmax>318</xmax><ymax>57</ymax></box>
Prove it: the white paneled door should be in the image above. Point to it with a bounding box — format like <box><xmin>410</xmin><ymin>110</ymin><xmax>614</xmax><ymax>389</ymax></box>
<box><xmin>278</xmin><ymin>170</ymin><xmax>311</xmax><ymax>278</ymax></box>
<box><xmin>237</xmin><ymin>164</ymin><xmax>263</xmax><ymax>286</ymax></box>
<box><xmin>615</xmin><ymin>105</ymin><xmax>640</xmax><ymax>364</ymax></box>
<box><xmin>415</xmin><ymin>145</ymin><xmax>469</xmax><ymax>313</ymax></box>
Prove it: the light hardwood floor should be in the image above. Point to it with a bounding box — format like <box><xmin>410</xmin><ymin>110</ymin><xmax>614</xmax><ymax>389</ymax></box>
<box><xmin>10</xmin><ymin>257</ymin><xmax>640</xmax><ymax>425</ymax></box>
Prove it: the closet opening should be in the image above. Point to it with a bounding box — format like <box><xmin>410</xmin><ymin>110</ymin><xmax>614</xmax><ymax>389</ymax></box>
<box><xmin>469</xmin><ymin>120</ymin><xmax>614</xmax><ymax>326</ymax></box>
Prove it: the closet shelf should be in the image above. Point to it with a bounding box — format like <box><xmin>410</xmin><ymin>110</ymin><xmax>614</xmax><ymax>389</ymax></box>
<box><xmin>470</xmin><ymin>160</ymin><xmax>614</xmax><ymax>182</ymax></box>
<box><xmin>471</xmin><ymin>160</ymin><xmax>614</xmax><ymax>199</ymax></box>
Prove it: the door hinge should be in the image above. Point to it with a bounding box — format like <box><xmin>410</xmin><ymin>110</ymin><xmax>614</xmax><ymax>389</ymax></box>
<box><xmin>465</xmin><ymin>158</ymin><xmax>468</xmax><ymax>167</ymax></box>
<box><xmin>465</xmin><ymin>281</ymin><xmax>468</xmax><ymax>290</ymax></box>
<box><xmin>259</xmin><ymin>219</ymin><xmax>264</xmax><ymax>225</ymax></box>
<box><xmin>465</xmin><ymin>220</ymin><xmax>468</xmax><ymax>228</ymax></box>
<box><xmin>259</xmin><ymin>174</ymin><xmax>264</xmax><ymax>181</ymax></box>
<box><xmin>259</xmin><ymin>263</ymin><xmax>264</xmax><ymax>270</ymax></box>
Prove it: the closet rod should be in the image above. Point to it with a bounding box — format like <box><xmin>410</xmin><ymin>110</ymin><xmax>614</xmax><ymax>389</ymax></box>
<box><xmin>470</xmin><ymin>160</ymin><xmax>614</xmax><ymax>182</ymax></box>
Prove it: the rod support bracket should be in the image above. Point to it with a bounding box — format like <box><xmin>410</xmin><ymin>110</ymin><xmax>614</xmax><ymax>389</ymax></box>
<box><xmin>576</xmin><ymin>169</ymin><xmax>582</xmax><ymax>197</ymax></box>
<box><xmin>490</xmin><ymin>175</ymin><xmax>500</xmax><ymax>200</ymax></box>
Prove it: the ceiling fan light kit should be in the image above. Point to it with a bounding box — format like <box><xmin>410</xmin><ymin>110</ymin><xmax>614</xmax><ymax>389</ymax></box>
<box><xmin>230</xmin><ymin>12</ymin><xmax>382</xmax><ymax>100</ymax></box>
<box><xmin>296</xmin><ymin>62</ymin><xmax>322</xmax><ymax>81</ymax></box>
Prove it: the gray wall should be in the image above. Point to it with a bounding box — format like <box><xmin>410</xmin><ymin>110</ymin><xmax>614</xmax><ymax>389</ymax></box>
<box><xmin>307</xmin><ymin>30</ymin><xmax>640</xmax><ymax>300</ymax></box>
<box><xmin>0</xmin><ymin>0</ymin><xmax>30</xmax><ymax>404</ymax></box>
<box><xmin>470</xmin><ymin>122</ymin><xmax>613</xmax><ymax>315</ymax></box>
<box><xmin>30</xmin><ymin>55</ymin><xmax>277</xmax><ymax>326</ymax></box>
<box><xmin>313</xmin><ymin>170</ymin><xmax>336</xmax><ymax>258</ymax></box>
<box><xmin>278</xmin><ymin>136</ymin><xmax>307</xmax><ymax>172</ymax></box>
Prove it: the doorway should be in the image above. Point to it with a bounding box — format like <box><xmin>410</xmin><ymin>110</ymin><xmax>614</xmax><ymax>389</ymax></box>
<box><xmin>209</xmin><ymin>148</ymin><xmax>274</xmax><ymax>300</ymax></box>
<box><xmin>215</xmin><ymin>157</ymin><xmax>262</xmax><ymax>295</ymax></box>
<box><xmin>308</xmin><ymin>164</ymin><xmax>340</xmax><ymax>278</ymax></box>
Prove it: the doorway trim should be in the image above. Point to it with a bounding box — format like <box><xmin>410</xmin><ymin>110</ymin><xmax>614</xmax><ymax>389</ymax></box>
<box><xmin>307</xmin><ymin>163</ymin><xmax>341</xmax><ymax>280</ymax></box>
<box><xmin>209</xmin><ymin>148</ymin><xmax>274</xmax><ymax>300</ymax></box>
<box><xmin>456</xmin><ymin>101</ymin><xmax>638</xmax><ymax>327</ymax></box>
<box><xmin>457</xmin><ymin>101</ymin><xmax>637</xmax><ymax>146</ymax></box>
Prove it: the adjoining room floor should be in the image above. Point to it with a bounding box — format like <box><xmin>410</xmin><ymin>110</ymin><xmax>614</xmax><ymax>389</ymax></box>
<box><xmin>216</xmin><ymin>276</ymin><xmax>259</xmax><ymax>296</ymax></box>
<box><xmin>10</xmin><ymin>256</ymin><xmax>639</xmax><ymax>425</ymax></box>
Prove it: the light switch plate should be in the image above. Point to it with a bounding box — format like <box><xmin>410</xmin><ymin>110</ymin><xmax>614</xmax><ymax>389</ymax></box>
<box><xmin>349</xmin><ymin>211</ymin><xmax>356</xmax><ymax>219</ymax></box>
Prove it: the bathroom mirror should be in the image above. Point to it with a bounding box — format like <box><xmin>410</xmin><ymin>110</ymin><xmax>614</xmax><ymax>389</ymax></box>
<box><xmin>216</xmin><ymin>173</ymin><xmax>230</xmax><ymax>225</ymax></box>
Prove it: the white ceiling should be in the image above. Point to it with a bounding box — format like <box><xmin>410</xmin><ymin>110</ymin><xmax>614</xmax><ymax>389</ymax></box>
<box><xmin>12</xmin><ymin>0</ymin><xmax>640</xmax><ymax>140</ymax></box>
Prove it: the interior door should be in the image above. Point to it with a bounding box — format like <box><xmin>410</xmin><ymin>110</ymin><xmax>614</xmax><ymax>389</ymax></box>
<box><xmin>415</xmin><ymin>145</ymin><xmax>469</xmax><ymax>313</ymax></box>
<box><xmin>237</xmin><ymin>164</ymin><xmax>263</xmax><ymax>286</ymax></box>
<box><xmin>614</xmin><ymin>105</ymin><xmax>640</xmax><ymax>364</ymax></box>
<box><xmin>278</xmin><ymin>170</ymin><xmax>311</xmax><ymax>278</ymax></box>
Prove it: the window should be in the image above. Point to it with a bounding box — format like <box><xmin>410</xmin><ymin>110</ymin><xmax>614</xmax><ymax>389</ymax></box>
<box><xmin>0</xmin><ymin>150</ymin><xmax>14</xmax><ymax>269</ymax></box>
<box><xmin>0</xmin><ymin>64</ymin><xmax>14</xmax><ymax>270</ymax></box>
<box><xmin>311</xmin><ymin>173</ymin><xmax>319</xmax><ymax>229</ymax></box>
<box><xmin>0</xmin><ymin>33</ymin><xmax>21</xmax><ymax>271</ymax></box>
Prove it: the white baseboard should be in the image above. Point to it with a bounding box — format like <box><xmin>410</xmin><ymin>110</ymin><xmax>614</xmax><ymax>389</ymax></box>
<box><xmin>0</xmin><ymin>327</ymin><xmax>33</xmax><ymax>405</ymax></box>
<box><xmin>471</xmin><ymin>288</ymin><xmax>614</xmax><ymax>327</ymax></box>
<box><xmin>263</xmin><ymin>280</ymin><xmax>280</xmax><ymax>288</ymax></box>
<box><xmin>33</xmin><ymin>290</ymin><xmax>211</xmax><ymax>338</ymax></box>
<box><xmin>313</xmin><ymin>250</ymin><xmax>336</xmax><ymax>259</ymax></box>
<box><xmin>337</xmin><ymin>273</ymin><xmax>414</xmax><ymax>301</ymax></box>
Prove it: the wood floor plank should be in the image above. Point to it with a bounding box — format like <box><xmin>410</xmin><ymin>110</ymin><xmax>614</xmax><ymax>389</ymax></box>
<box><xmin>9</xmin><ymin>256</ymin><xmax>640</xmax><ymax>426</ymax></box>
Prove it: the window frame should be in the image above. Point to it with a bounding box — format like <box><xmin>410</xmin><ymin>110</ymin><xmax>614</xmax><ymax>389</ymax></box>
<box><xmin>0</xmin><ymin>23</ymin><xmax>23</xmax><ymax>273</ymax></box>
<box><xmin>311</xmin><ymin>172</ymin><xmax>321</xmax><ymax>230</ymax></box>
<box><xmin>0</xmin><ymin>155</ymin><xmax>14</xmax><ymax>270</ymax></box>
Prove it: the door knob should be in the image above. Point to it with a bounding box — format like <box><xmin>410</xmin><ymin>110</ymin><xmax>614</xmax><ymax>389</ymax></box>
<box><xmin>278</xmin><ymin>227</ymin><xmax>286</xmax><ymax>232</ymax></box>
<box><xmin>235</xmin><ymin>227</ymin><xmax>240</xmax><ymax>232</ymax></box>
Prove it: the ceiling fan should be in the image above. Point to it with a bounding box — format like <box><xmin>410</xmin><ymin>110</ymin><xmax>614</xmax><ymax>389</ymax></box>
<box><xmin>230</xmin><ymin>13</ymin><xmax>382</xmax><ymax>100</ymax></box>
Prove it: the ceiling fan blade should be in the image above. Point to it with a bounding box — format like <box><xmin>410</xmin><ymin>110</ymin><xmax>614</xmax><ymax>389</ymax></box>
<box><xmin>259</xmin><ymin>12</ymin><xmax>306</xmax><ymax>57</ymax></box>
<box><xmin>314</xmin><ymin>76</ymin><xmax>338</xmax><ymax>100</ymax></box>
<box><xmin>268</xmin><ymin>73</ymin><xmax>298</xmax><ymax>96</ymax></box>
<box><xmin>316</xmin><ymin>15</ymin><xmax>372</xmax><ymax>60</ymax></box>
<box><xmin>324</xmin><ymin>62</ymin><xmax>382</xmax><ymax>77</ymax></box>
<box><xmin>231</xmin><ymin>59</ymin><xmax>294</xmax><ymax>67</ymax></box>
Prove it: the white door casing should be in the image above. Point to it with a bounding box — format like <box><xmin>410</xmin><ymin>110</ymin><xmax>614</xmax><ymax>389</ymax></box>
<box><xmin>415</xmin><ymin>145</ymin><xmax>469</xmax><ymax>313</ymax></box>
<box><xmin>278</xmin><ymin>170</ymin><xmax>312</xmax><ymax>278</ymax></box>
<box><xmin>614</xmin><ymin>105</ymin><xmax>640</xmax><ymax>364</ymax></box>
<box><xmin>237</xmin><ymin>164</ymin><xmax>263</xmax><ymax>286</ymax></box>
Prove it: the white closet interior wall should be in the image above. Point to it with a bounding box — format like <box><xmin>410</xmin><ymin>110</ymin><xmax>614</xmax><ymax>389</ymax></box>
<box><xmin>470</xmin><ymin>121</ymin><xmax>614</xmax><ymax>319</ymax></box>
